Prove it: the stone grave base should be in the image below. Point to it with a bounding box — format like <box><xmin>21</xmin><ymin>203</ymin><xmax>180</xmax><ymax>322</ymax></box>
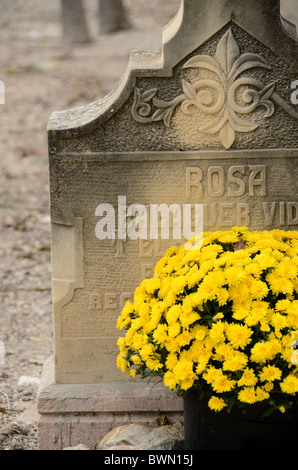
<box><xmin>37</xmin><ymin>357</ymin><xmax>183</xmax><ymax>450</ymax></box>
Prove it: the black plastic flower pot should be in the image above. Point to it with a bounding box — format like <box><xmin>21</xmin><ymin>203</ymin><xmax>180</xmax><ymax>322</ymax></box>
<box><xmin>183</xmin><ymin>390</ymin><xmax>298</xmax><ymax>450</ymax></box>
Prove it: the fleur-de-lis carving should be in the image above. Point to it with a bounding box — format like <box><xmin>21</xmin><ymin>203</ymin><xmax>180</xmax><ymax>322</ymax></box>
<box><xmin>131</xmin><ymin>29</ymin><xmax>298</xmax><ymax>149</ymax></box>
<box><xmin>180</xmin><ymin>29</ymin><xmax>275</xmax><ymax>149</ymax></box>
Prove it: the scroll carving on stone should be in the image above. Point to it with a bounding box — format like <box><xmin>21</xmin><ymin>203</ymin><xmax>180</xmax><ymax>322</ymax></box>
<box><xmin>131</xmin><ymin>29</ymin><xmax>298</xmax><ymax>149</ymax></box>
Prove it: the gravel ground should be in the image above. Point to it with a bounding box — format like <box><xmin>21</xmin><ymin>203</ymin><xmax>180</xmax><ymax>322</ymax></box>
<box><xmin>0</xmin><ymin>0</ymin><xmax>180</xmax><ymax>450</ymax></box>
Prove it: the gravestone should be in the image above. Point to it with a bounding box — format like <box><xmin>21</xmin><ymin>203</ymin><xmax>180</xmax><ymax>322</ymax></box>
<box><xmin>37</xmin><ymin>0</ymin><xmax>298</xmax><ymax>450</ymax></box>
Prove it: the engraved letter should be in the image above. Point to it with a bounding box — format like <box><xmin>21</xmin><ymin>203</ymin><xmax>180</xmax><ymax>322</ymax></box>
<box><xmin>95</xmin><ymin>203</ymin><xmax>115</xmax><ymax>240</ymax></box>
<box><xmin>89</xmin><ymin>294</ymin><xmax>101</xmax><ymax>310</ymax></box>
<box><xmin>105</xmin><ymin>293</ymin><xmax>117</xmax><ymax>310</ymax></box>
<box><xmin>280</xmin><ymin>202</ymin><xmax>286</xmax><ymax>226</ymax></box>
<box><xmin>186</xmin><ymin>167</ymin><xmax>203</xmax><ymax>198</ymax></box>
<box><xmin>139</xmin><ymin>239</ymin><xmax>153</xmax><ymax>258</ymax></box>
<box><xmin>141</xmin><ymin>263</ymin><xmax>155</xmax><ymax>280</ymax></box>
<box><xmin>263</xmin><ymin>202</ymin><xmax>277</xmax><ymax>226</ymax></box>
<box><xmin>237</xmin><ymin>203</ymin><xmax>250</xmax><ymax>226</ymax></box>
<box><xmin>249</xmin><ymin>166</ymin><xmax>267</xmax><ymax>197</ymax></box>
<box><xmin>288</xmin><ymin>203</ymin><xmax>298</xmax><ymax>225</ymax></box>
<box><xmin>115</xmin><ymin>240</ymin><xmax>125</xmax><ymax>258</ymax></box>
<box><xmin>207</xmin><ymin>167</ymin><xmax>224</xmax><ymax>197</ymax></box>
<box><xmin>219</xmin><ymin>203</ymin><xmax>234</xmax><ymax>227</ymax></box>
<box><xmin>228</xmin><ymin>166</ymin><xmax>246</xmax><ymax>197</ymax></box>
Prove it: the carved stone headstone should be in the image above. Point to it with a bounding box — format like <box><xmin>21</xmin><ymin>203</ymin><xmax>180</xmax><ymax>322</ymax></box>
<box><xmin>38</xmin><ymin>0</ymin><xmax>298</xmax><ymax>449</ymax></box>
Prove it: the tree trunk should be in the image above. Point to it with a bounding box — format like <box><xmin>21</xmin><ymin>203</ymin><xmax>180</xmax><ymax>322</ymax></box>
<box><xmin>98</xmin><ymin>0</ymin><xmax>131</xmax><ymax>34</ymax></box>
<box><xmin>60</xmin><ymin>0</ymin><xmax>91</xmax><ymax>44</ymax></box>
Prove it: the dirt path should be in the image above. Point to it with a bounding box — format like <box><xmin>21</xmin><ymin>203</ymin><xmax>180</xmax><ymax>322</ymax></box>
<box><xmin>0</xmin><ymin>0</ymin><xmax>180</xmax><ymax>450</ymax></box>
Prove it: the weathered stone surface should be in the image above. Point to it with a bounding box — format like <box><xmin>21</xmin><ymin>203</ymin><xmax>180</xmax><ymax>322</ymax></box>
<box><xmin>63</xmin><ymin>444</ymin><xmax>90</xmax><ymax>450</ymax></box>
<box><xmin>37</xmin><ymin>357</ymin><xmax>183</xmax><ymax>450</ymax></box>
<box><xmin>98</xmin><ymin>421</ymin><xmax>184</xmax><ymax>451</ymax></box>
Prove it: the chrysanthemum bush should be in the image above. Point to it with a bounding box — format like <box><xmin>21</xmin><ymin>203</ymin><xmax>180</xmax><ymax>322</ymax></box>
<box><xmin>117</xmin><ymin>228</ymin><xmax>298</xmax><ymax>415</ymax></box>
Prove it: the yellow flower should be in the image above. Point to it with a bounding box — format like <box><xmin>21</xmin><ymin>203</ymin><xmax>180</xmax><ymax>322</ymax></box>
<box><xmin>248</xmin><ymin>280</ymin><xmax>269</xmax><ymax>300</ymax></box>
<box><xmin>173</xmin><ymin>359</ymin><xmax>196</xmax><ymax>383</ymax></box>
<box><xmin>223</xmin><ymin>352</ymin><xmax>248</xmax><ymax>372</ymax></box>
<box><xmin>191</xmin><ymin>324</ymin><xmax>208</xmax><ymax>341</ymax></box>
<box><xmin>203</xmin><ymin>367</ymin><xmax>236</xmax><ymax>393</ymax></box>
<box><xmin>168</xmin><ymin>322</ymin><xmax>181</xmax><ymax>338</ymax></box>
<box><xmin>140</xmin><ymin>343</ymin><xmax>155</xmax><ymax>361</ymax></box>
<box><xmin>163</xmin><ymin>371</ymin><xmax>177</xmax><ymax>390</ymax></box>
<box><xmin>259</xmin><ymin>365</ymin><xmax>282</xmax><ymax>382</ymax></box>
<box><xmin>280</xmin><ymin>375</ymin><xmax>298</xmax><ymax>395</ymax></box>
<box><xmin>209</xmin><ymin>321</ymin><xmax>226</xmax><ymax>344</ymax></box>
<box><xmin>275</xmin><ymin>299</ymin><xmax>291</xmax><ymax>312</ymax></box>
<box><xmin>208</xmin><ymin>396</ymin><xmax>227</xmax><ymax>412</ymax></box>
<box><xmin>238</xmin><ymin>368</ymin><xmax>258</xmax><ymax>387</ymax></box>
<box><xmin>131</xmin><ymin>355</ymin><xmax>141</xmax><ymax>365</ymax></box>
<box><xmin>224</xmin><ymin>266</ymin><xmax>246</xmax><ymax>287</ymax></box>
<box><xmin>146</xmin><ymin>357</ymin><xmax>163</xmax><ymax>371</ymax></box>
<box><xmin>238</xmin><ymin>387</ymin><xmax>258</xmax><ymax>404</ymax></box>
<box><xmin>267</xmin><ymin>272</ymin><xmax>294</xmax><ymax>295</ymax></box>
<box><xmin>217</xmin><ymin>232</ymin><xmax>239</xmax><ymax>244</ymax></box>
<box><xmin>153</xmin><ymin>324</ymin><xmax>168</xmax><ymax>345</ymax></box>
<box><xmin>225</xmin><ymin>323</ymin><xmax>253</xmax><ymax>350</ymax></box>
<box><xmin>215</xmin><ymin>343</ymin><xmax>234</xmax><ymax>361</ymax></box>
<box><xmin>166</xmin><ymin>305</ymin><xmax>182</xmax><ymax>325</ymax></box>
<box><xmin>255</xmin><ymin>387</ymin><xmax>270</xmax><ymax>402</ymax></box>
<box><xmin>171</xmin><ymin>276</ymin><xmax>187</xmax><ymax>295</ymax></box>
<box><xmin>116</xmin><ymin>356</ymin><xmax>130</xmax><ymax>373</ymax></box>
<box><xmin>275</xmin><ymin>260</ymin><xmax>297</xmax><ymax>279</ymax></box>
<box><xmin>253</xmin><ymin>253</ymin><xmax>277</xmax><ymax>270</ymax></box>
<box><xmin>175</xmin><ymin>330</ymin><xmax>193</xmax><ymax>348</ymax></box>
<box><xmin>271</xmin><ymin>313</ymin><xmax>288</xmax><ymax>335</ymax></box>
<box><xmin>250</xmin><ymin>339</ymin><xmax>281</xmax><ymax>363</ymax></box>
<box><xmin>212</xmin><ymin>374</ymin><xmax>236</xmax><ymax>393</ymax></box>
<box><xmin>166</xmin><ymin>353</ymin><xmax>178</xmax><ymax>370</ymax></box>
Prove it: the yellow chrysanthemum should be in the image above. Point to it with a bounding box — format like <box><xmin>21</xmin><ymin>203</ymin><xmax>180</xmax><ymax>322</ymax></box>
<box><xmin>238</xmin><ymin>368</ymin><xmax>258</xmax><ymax>387</ymax></box>
<box><xmin>259</xmin><ymin>365</ymin><xmax>282</xmax><ymax>382</ymax></box>
<box><xmin>208</xmin><ymin>396</ymin><xmax>227</xmax><ymax>412</ymax></box>
<box><xmin>225</xmin><ymin>323</ymin><xmax>253</xmax><ymax>350</ymax></box>
<box><xmin>117</xmin><ymin>228</ymin><xmax>298</xmax><ymax>415</ymax></box>
<box><xmin>280</xmin><ymin>375</ymin><xmax>298</xmax><ymax>395</ymax></box>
